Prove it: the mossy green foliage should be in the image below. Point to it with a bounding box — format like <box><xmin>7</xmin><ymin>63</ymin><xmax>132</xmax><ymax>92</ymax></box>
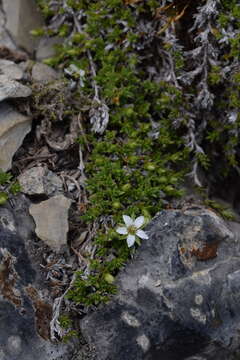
<box><xmin>0</xmin><ymin>170</ymin><xmax>21</xmax><ymax>204</ymax></box>
<box><xmin>36</xmin><ymin>0</ymin><xmax>240</xmax><ymax>306</ymax></box>
<box><xmin>67</xmin><ymin>270</ymin><xmax>117</xmax><ymax>305</ymax></box>
<box><xmin>206</xmin><ymin>0</ymin><xmax>240</xmax><ymax>172</ymax></box>
<box><xmin>58</xmin><ymin>314</ymin><xmax>79</xmax><ymax>342</ymax></box>
<box><xmin>31</xmin><ymin>79</ymin><xmax>72</xmax><ymax>121</ymax></box>
<box><xmin>204</xmin><ymin>199</ymin><xmax>236</xmax><ymax>221</ymax></box>
<box><xmin>72</xmin><ymin>6</ymin><xmax>187</xmax><ymax>303</ymax></box>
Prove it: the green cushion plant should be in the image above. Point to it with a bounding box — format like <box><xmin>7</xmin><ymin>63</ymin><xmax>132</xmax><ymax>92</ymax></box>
<box><xmin>35</xmin><ymin>0</ymin><xmax>240</xmax><ymax>310</ymax></box>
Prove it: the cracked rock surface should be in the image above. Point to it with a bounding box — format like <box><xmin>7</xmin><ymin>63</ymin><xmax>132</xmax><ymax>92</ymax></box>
<box><xmin>0</xmin><ymin>195</ymin><xmax>76</xmax><ymax>360</ymax></box>
<box><xmin>0</xmin><ymin>7</ymin><xmax>16</xmax><ymax>50</ymax></box>
<box><xmin>81</xmin><ymin>207</ymin><xmax>240</xmax><ymax>360</ymax></box>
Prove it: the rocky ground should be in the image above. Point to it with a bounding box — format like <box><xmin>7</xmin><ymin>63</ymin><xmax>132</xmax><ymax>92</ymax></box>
<box><xmin>0</xmin><ymin>1</ymin><xmax>94</xmax><ymax>359</ymax></box>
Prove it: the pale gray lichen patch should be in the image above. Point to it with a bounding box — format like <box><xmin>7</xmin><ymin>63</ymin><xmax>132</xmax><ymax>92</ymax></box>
<box><xmin>191</xmin><ymin>269</ymin><xmax>212</xmax><ymax>286</ymax></box>
<box><xmin>136</xmin><ymin>334</ymin><xmax>150</xmax><ymax>352</ymax></box>
<box><xmin>121</xmin><ymin>311</ymin><xmax>140</xmax><ymax>327</ymax></box>
<box><xmin>211</xmin><ymin>308</ymin><xmax>216</xmax><ymax>318</ymax></box>
<box><xmin>195</xmin><ymin>294</ymin><xmax>203</xmax><ymax>305</ymax></box>
<box><xmin>7</xmin><ymin>335</ymin><xmax>22</xmax><ymax>356</ymax></box>
<box><xmin>0</xmin><ymin>216</ymin><xmax>15</xmax><ymax>232</ymax></box>
<box><xmin>190</xmin><ymin>308</ymin><xmax>207</xmax><ymax>324</ymax></box>
<box><xmin>138</xmin><ymin>274</ymin><xmax>151</xmax><ymax>287</ymax></box>
<box><xmin>0</xmin><ymin>349</ymin><xmax>5</xmax><ymax>360</ymax></box>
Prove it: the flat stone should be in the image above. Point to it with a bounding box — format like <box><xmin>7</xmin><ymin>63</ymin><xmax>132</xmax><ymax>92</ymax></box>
<box><xmin>2</xmin><ymin>0</ymin><xmax>44</xmax><ymax>54</ymax></box>
<box><xmin>0</xmin><ymin>60</ymin><xmax>24</xmax><ymax>80</ymax></box>
<box><xmin>81</xmin><ymin>207</ymin><xmax>240</xmax><ymax>360</ymax></box>
<box><xmin>18</xmin><ymin>166</ymin><xmax>63</xmax><ymax>196</ymax></box>
<box><xmin>0</xmin><ymin>75</ymin><xmax>32</xmax><ymax>101</ymax></box>
<box><xmin>0</xmin><ymin>195</ymin><xmax>77</xmax><ymax>360</ymax></box>
<box><xmin>32</xmin><ymin>63</ymin><xmax>59</xmax><ymax>83</ymax></box>
<box><xmin>0</xmin><ymin>102</ymin><xmax>32</xmax><ymax>171</ymax></box>
<box><xmin>29</xmin><ymin>195</ymin><xmax>72</xmax><ymax>252</ymax></box>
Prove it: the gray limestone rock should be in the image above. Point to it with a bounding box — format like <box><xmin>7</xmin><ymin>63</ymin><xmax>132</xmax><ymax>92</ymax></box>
<box><xmin>32</xmin><ymin>63</ymin><xmax>59</xmax><ymax>83</ymax></box>
<box><xmin>29</xmin><ymin>195</ymin><xmax>72</xmax><ymax>252</ymax></box>
<box><xmin>0</xmin><ymin>8</ymin><xmax>17</xmax><ymax>50</ymax></box>
<box><xmin>0</xmin><ymin>75</ymin><xmax>31</xmax><ymax>101</ymax></box>
<box><xmin>2</xmin><ymin>0</ymin><xmax>43</xmax><ymax>54</ymax></box>
<box><xmin>81</xmin><ymin>207</ymin><xmax>240</xmax><ymax>360</ymax></box>
<box><xmin>0</xmin><ymin>195</ymin><xmax>76</xmax><ymax>360</ymax></box>
<box><xmin>0</xmin><ymin>60</ymin><xmax>24</xmax><ymax>80</ymax></box>
<box><xmin>36</xmin><ymin>37</ymin><xmax>62</xmax><ymax>61</ymax></box>
<box><xmin>18</xmin><ymin>166</ymin><xmax>63</xmax><ymax>196</ymax></box>
<box><xmin>0</xmin><ymin>102</ymin><xmax>32</xmax><ymax>171</ymax></box>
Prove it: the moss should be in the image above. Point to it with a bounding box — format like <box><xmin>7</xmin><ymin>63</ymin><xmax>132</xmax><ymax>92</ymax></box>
<box><xmin>0</xmin><ymin>170</ymin><xmax>21</xmax><ymax>205</ymax></box>
<box><xmin>66</xmin><ymin>270</ymin><xmax>117</xmax><ymax>305</ymax></box>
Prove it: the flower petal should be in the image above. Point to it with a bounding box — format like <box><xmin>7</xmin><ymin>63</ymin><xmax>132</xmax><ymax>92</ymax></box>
<box><xmin>123</xmin><ymin>215</ymin><xmax>133</xmax><ymax>227</ymax></box>
<box><xmin>116</xmin><ymin>226</ymin><xmax>128</xmax><ymax>235</ymax></box>
<box><xmin>134</xmin><ymin>216</ymin><xmax>145</xmax><ymax>228</ymax></box>
<box><xmin>127</xmin><ymin>234</ymin><xmax>135</xmax><ymax>247</ymax></box>
<box><xmin>136</xmin><ymin>229</ymin><xmax>148</xmax><ymax>240</ymax></box>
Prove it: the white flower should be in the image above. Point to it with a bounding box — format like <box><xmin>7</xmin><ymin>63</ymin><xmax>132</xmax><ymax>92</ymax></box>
<box><xmin>116</xmin><ymin>215</ymin><xmax>149</xmax><ymax>248</ymax></box>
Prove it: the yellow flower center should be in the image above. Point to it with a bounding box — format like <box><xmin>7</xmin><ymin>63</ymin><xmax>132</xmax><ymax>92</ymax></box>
<box><xmin>128</xmin><ymin>225</ymin><xmax>137</xmax><ymax>235</ymax></box>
